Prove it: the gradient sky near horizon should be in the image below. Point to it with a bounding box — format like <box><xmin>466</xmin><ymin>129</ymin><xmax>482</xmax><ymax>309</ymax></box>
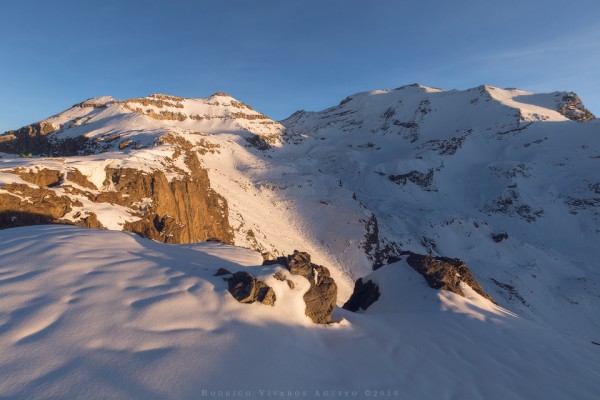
<box><xmin>1</xmin><ymin>0</ymin><xmax>599</xmax><ymax>132</ymax></box>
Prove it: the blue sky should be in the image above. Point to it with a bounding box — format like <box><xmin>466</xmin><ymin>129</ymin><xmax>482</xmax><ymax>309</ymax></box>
<box><xmin>1</xmin><ymin>0</ymin><xmax>599</xmax><ymax>131</ymax></box>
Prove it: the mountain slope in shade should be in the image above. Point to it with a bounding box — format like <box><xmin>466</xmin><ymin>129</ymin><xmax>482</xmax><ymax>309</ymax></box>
<box><xmin>0</xmin><ymin>225</ymin><xmax>598</xmax><ymax>400</ymax></box>
<box><xmin>0</xmin><ymin>84</ymin><xmax>599</xmax><ymax>346</ymax></box>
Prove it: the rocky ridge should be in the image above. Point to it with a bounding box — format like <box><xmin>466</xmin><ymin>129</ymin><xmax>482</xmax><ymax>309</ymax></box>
<box><xmin>0</xmin><ymin>144</ymin><xmax>233</xmax><ymax>244</ymax></box>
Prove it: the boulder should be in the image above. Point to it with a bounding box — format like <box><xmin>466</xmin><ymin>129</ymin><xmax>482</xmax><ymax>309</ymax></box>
<box><xmin>227</xmin><ymin>271</ymin><xmax>275</xmax><ymax>306</ymax></box>
<box><xmin>405</xmin><ymin>252</ymin><xmax>496</xmax><ymax>304</ymax></box>
<box><xmin>254</xmin><ymin>281</ymin><xmax>276</xmax><ymax>305</ymax></box>
<box><xmin>285</xmin><ymin>250</ymin><xmax>337</xmax><ymax>324</ymax></box>
<box><xmin>302</xmin><ymin>275</ymin><xmax>337</xmax><ymax>324</ymax></box>
<box><xmin>343</xmin><ymin>278</ymin><xmax>380</xmax><ymax>312</ymax></box>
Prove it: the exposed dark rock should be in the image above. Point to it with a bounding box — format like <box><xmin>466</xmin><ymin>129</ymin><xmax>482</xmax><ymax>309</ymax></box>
<box><xmin>284</xmin><ymin>250</ymin><xmax>337</xmax><ymax>324</ymax></box>
<box><xmin>361</xmin><ymin>214</ymin><xmax>402</xmax><ymax>270</ymax></box>
<box><xmin>287</xmin><ymin>251</ymin><xmax>313</xmax><ymax>279</ymax></box>
<box><xmin>420</xmin><ymin>236</ymin><xmax>439</xmax><ymax>255</ymax></box>
<box><xmin>273</xmin><ymin>271</ymin><xmax>295</xmax><ymax>289</ymax></box>
<box><xmin>482</xmin><ymin>189</ymin><xmax>544</xmax><ymax>222</ymax></box>
<box><xmin>406</xmin><ymin>252</ymin><xmax>496</xmax><ymax>304</ymax></box>
<box><xmin>393</xmin><ymin>120</ymin><xmax>418</xmax><ymax>129</ymax></box>
<box><xmin>65</xmin><ymin>169</ymin><xmax>98</xmax><ymax>190</ymax></box>
<box><xmin>557</xmin><ymin>92</ymin><xmax>595</xmax><ymax>122</ymax></box>
<box><xmin>303</xmin><ymin>275</ymin><xmax>337</xmax><ymax>324</ymax></box>
<box><xmin>0</xmin><ymin>121</ymin><xmax>95</xmax><ymax>156</ymax></box>
<box><xmin>565</xmin><ymin>196</ymin><xmax>600</xmax><ymax>213</ymax></box>
<box><xmin>0</xmin><ymin>150</ymin><xmax>234</xmax><ymax>245</ymax></box>
<box><xmin>343</xmin><ymin>278</ymin><xmax>380</xmax><ymax>312</ymax></box>
<box><xmin>76</xmin><ymin>212</ymin><xmax>104</xmax><ymax>229</ymax></box>
<box><xmin>490</xmin><ymin>278</ymin><xmax>528</xmax><ymax>305</ymax></box>
<box><xmin>0</xmin><ymin>184</ymin><xmax>76</xmax><ymax>229</ymax></box>
<box><xmin>389</xmin><ymin>169</ymin><xmax>435</xmax><ymax>190</ymax></box>
<box><xmin>339</xmin><ymin>96</ymin><xmax>353</xmax><ymax>106</ymax></box>
<box><xmin>8</xmin><ymin>168</ymin><xmax>62</xmax><ymax>187</ymax></box>
<box><xmin>262</xmin><ymin>256</ymin><xmax>288</xmax><ymax>267</ymax></box>
<box><xmin>214</xmin><ymin>268</ymin><xmax>232</xmax><ymax>276</ymax></box>
<box><xmin>245</xmin><ymin>134</ymin><xmax>272</xmax><ymax>150</ymax></box>
<box><xmin>492</xmin><ymin>232</ymin><xmax>509</xmax><ymax>243</ymax></box>
<box><xmin>381</xmin><ymin>107</ymin><xmax>396</xmax><ymax>119</ymax></box>
<box><xmin>228</xmin><ymin>271</ymin><xmax>256</xmax><ymax>303</ymax></box>
<box><xmin>418</xmin><ymin>133</ymin><xmax>468</xmax><ymax>156</ymax></box>
<box><xmin>255</xmin><ymin>280</ymin><xmax>276</xmax><ymax>305</ymax></box>
<box><xmin>113</xmin><ymin>153</ymin><xmax>234</xmax><ymax>244</ymax></box>
<box><xmin>227</xmin><ymin>271</ymin><xmax>275</xmax><ymax>306</ymax></box>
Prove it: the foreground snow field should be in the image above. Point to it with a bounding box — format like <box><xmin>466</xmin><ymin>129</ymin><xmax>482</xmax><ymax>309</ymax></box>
<box><xmin>0</xmin><ymin>225</ymin><xmax>599</xmax><ymax>399</ymax></box>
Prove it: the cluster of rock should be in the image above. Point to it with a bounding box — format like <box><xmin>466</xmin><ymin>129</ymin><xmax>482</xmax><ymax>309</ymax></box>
<box><xmin>343</xmin><ymin>252</ymin><xmax>496</xmax><ymax>312</ymax></box>
<box><xmin>388</xmin><ymin>169</ymin><xmax>435</xmax><ymax>191</ymax></box>
<box><xmin>224</xmin><ymin>251</ymin><xmax>338</xmax><ymax>324</ymax></box>
<box><xmin>223</xmin><ymin>247</ymin><xmax>494</xmax><ymax>320</ymax></box>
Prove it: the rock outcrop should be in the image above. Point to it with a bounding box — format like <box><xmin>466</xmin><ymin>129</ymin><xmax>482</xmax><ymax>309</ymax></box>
<box><xmin>0</xmin><ymin>121</ymin><xmax>93</xmax><ymax>156</ymax></box>
<box><xmin>361</xmin><ymin>214</ymin><xmax>402</xmax><ymax>270</ymax></box>
<box><xmin>114</xmin><ymin>154</ymin><xmax>234</xmax><ymax>244</ymax></box>
<box><xmin>405</xmin><ymin>252</ymin><xmax>496</xmax><ymax>304</ymax></box>
<box><xmin>284</xmin><ymin>251</ymin><xmax>338</xmax><ymax>324</ymax></box>
<box><xmin>0</xmin><ymin>152</ymin><xmax>234</xmax><ymax>244</ymax></box>
<box><xmin>0</xmin><ymin>183</ymin><xmax>75</xmax><ymax>228</ymax></box>
<box><xmin>0</xmin><ymin>183</ymin><xmax>103</xmax><ymax>230</ymax></box>
<box><xmin>342</xmin><ymin>278</ymin><xmax>380</xmax><ymax>312</ymax></box>
<box><xmin>8</xmin><ymin>168</ymin><xmax>62</xmax><ymax>187</ymax></box>
<box><xmin>227</xmin><ymin>271</ymin><xmax>276</xmax><ymax>306</ymax></box>
<box><xmin>556</xmin><ymin>92</ymin><xmax>595</xmax><ymax>122</ymax></box>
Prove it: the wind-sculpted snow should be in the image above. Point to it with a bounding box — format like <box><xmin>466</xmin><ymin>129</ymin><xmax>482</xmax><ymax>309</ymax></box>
<box><xmin>0</xmin><ymin>226</ymin><xmax>599</xmax><ymax>399</ymax></box>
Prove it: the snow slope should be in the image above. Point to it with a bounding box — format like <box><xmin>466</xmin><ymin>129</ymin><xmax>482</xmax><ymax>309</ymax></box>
<box><xmin>0</xmin><ymin>225</ymin><xmax>599</xmax><ymax>400</ymax></box>
<box><xmin>1</xmin><ymin>84</ymin><xmax>599</xmax><ymax>344</ymax></box>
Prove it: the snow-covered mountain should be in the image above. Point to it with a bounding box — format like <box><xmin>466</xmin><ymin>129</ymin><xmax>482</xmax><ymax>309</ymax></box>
<box><xmin>0</xmin><ymin>225</ymin><xmax>598</xmax><ymax>399</ymax></box>
<box><xmin>0</xmin><ymin>84</ymin><xmax>599</xmax><ymax>398</ymax></box>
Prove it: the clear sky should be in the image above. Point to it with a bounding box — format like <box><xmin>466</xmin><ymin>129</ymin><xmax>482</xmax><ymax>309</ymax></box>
<box><xmin>1</xmin><ymin>0</ymin><xmax>599</xmax><ymax>132</ymax></box>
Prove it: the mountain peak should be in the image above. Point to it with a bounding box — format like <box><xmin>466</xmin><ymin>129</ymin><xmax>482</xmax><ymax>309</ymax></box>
<box><xmin>209</xmin><ymin>91</ymin><xmax>233</xmax><ymax>98</ymax></box>
<box><xmin>394</xmin><ymin>83</ymin><xmax>443</xmax><ymax>93</ymax></box>
<box><xmin>75</xmin><ymin>96</ymin><xmax>117</xmax><ymax>108</ymax></box>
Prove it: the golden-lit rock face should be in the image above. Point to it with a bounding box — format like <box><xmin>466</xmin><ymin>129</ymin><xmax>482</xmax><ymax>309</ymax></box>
<box><xmin>0</xmin><ymin>151</ymin><xmax>234</xmax><ymax>245</ymax></box>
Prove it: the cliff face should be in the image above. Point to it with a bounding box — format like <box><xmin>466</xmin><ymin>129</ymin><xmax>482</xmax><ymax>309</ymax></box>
<box><xmin>0</xmin><ymin>121</ymin><xmax>95</xmax><ymax>156</ymax></box>
<box><xmin>112</xmin><ymin>154</ymin><xmax>233</xmax><ymax>244</ymax></box>
<box><xmin>0</xmin><ymin>153</ymin><xmax>233</xmax><ymax>244</ymax></box>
